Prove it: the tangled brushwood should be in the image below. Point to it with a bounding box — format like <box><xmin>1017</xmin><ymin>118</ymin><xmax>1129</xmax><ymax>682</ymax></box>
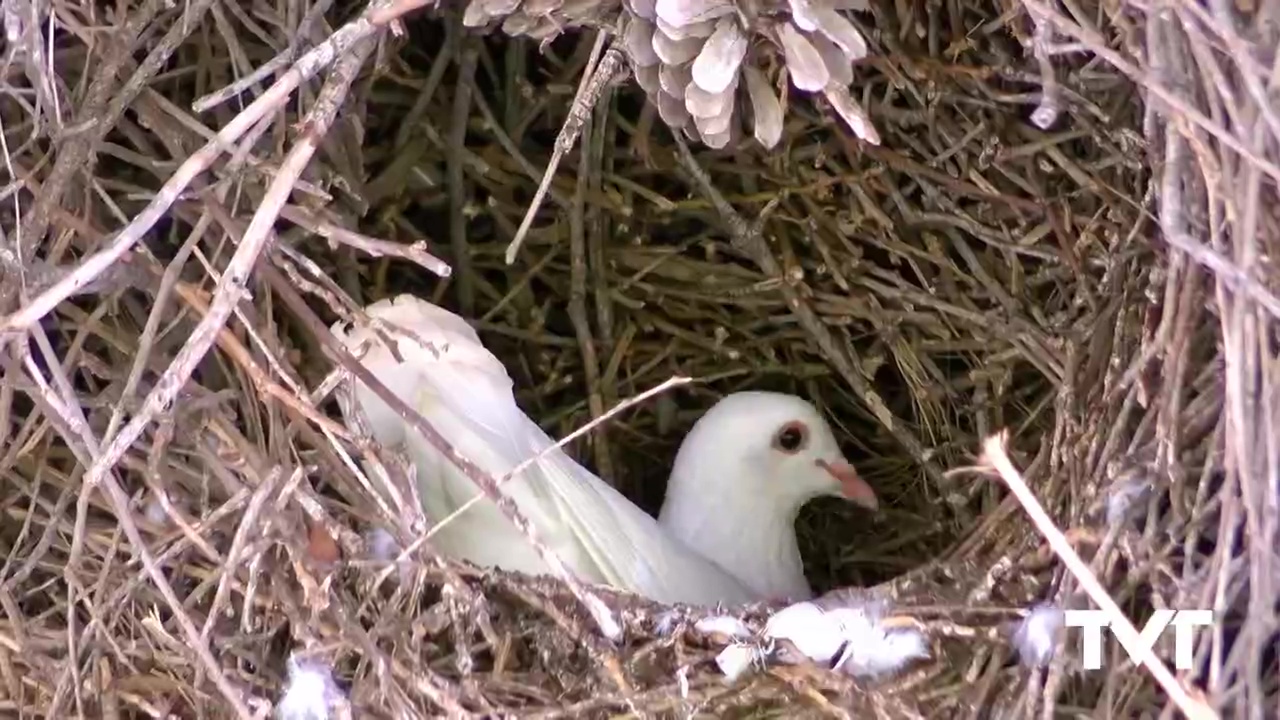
<box><xmin>0</xmin><ymin>0</ymin><xmax>1276</xmax><ymax>715</ymax></box>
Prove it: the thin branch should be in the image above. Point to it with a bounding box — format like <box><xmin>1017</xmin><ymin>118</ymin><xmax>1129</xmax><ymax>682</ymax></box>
<box><xmin>978</xmin><ymin>432</ymin><xmax>1219</xmax><ymax>720</ymax></box>
<box><xmin>504</xmin><ymin>35</ymin><xmax>623</xmax><ymax>264</ymax></box>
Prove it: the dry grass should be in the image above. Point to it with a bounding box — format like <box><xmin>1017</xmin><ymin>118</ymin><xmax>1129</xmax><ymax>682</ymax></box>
<box><xmin>0</xmin><ymin>0</ymin><xmax>1275</xmax><ymax>716</ymax></box>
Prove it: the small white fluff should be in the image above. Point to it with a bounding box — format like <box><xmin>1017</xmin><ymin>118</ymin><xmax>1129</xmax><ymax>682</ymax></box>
<box><xmin>1106</xmin><ymin>476</ymin><xmax>1152</xmax><ymax>528</ymax></box>
<box><xmin>694</xmin><ymin>615</ymin><xmax>752</xmax><ymax>639</ymax></box>
<box><xmin>765</xmin><ymin>601</ymin><xmax>844</xmax><ymax>661</ymax></box>
<box><xmin>766</xmin><ymin>599</ymin><xmax>930</xmax><ymax>678</ymax></box>
<box><xmin>654</xmin><ymin>610</ymin><xmax>682</xmax><ymax>636</ymax></box>
<box><xmin>715</xmin><ymin>642</ymin><xmax>762</xmax><ymax>682</ymax></box>
<box><xmin>365</xmin><ymin>527</ymin><xmax>400</xmax><ymax>562</ymax></box>
<box><xmin>276</xmin><ymin>654</ymin><xmax>344</xmax><ymax>720</ymax></box>
<box><xmin>143</xmin><ymin>491</ymin><xmax>170</xmax><ymax>526</ymax></box>
<box><xmin>364</xmin><ymin>526</ymin><xmax>413</xmax><ymax>584</ymax></box>
<box><xmin>1011</xmin><ymin>604</ymin><xmax>1064</xmax><ymax>667</ymax></box>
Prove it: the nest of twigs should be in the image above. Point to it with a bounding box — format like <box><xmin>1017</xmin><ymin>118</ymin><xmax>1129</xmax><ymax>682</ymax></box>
<box><xmin>1</xmin><ymin>0</ymin><xmax>1276</xmax><ymax>716</ymax></box>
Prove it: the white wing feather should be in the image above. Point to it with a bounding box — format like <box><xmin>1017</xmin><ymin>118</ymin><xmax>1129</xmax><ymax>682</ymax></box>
<box><xmin>335</xmin><ymin>295</ymin><xmax>757</xmax><ymax>606</ymax></box>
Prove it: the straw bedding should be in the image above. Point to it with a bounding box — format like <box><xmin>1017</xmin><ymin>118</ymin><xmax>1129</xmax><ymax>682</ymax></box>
<box><xmin>0</xmin><ymin>0</ymin><xmax>1275</xmax><ymax>716</ymax></box>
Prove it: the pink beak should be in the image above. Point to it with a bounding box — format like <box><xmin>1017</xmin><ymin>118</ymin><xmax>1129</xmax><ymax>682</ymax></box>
<box><xmin>816</xmin><ymin>458</ymin><xmax>879</xmax><ymax>511</ymax></box>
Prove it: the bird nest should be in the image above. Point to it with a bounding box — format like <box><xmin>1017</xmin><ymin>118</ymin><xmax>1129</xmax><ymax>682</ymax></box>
<box><xmin>0</xmin><ymin>0</ymin><xmax>1275</xmax><ymax>716</ymax></box>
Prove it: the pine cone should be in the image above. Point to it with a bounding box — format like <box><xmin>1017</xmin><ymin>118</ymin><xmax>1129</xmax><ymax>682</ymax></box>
<box><xmin>623</xmin><ymin>0</ymin><xmax>879</xmax><ymax>148</ymax></box>
<box><xmin>462</xmin><ymin>0</ymin><xmax>880</xmax><ymax>148</ymax></box>
<box><xmin>465</xmin><ymin>0</ymin><xmax>623</xmax><ymax>42</ymax></box>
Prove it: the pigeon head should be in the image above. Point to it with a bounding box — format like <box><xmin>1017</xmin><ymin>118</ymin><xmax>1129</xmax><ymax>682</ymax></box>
<box><xmin>659</xmin><ymin>390</ymin><xmax>878</xmax><ymax>600</ymax></box>
<box><xmin>670</xmin><ymin>391</ymin><xmax>878</xmax><ymax>514</ymax></box>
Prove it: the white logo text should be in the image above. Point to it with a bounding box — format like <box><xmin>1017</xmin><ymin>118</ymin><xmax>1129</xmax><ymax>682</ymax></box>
<box><xmin>1063</xmin><ymin>609</ymin><xmax>1214</xmax><ymax>670</ymax></box>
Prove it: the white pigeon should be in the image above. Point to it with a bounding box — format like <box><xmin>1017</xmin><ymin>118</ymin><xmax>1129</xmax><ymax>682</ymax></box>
<box><xmin>659</xmin><ymin>391</ymin><xmax>879</xmax><ymax>602</ymax></box>
<box><xmin>332</xmin><ymin>294</ymin><xmax>757</xmax><ymax>606</ymax></box>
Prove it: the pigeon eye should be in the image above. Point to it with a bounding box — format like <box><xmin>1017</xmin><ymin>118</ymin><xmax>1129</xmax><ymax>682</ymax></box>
<box><xmin>773</xmin><ymin>421</ymin><xmax>808</xmax><ymax>454</ymax></box>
